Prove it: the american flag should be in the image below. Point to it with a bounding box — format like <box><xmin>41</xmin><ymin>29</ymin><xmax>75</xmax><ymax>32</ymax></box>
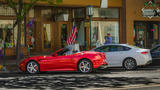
<box><xmin>66</xmin><ymin>25</ymin><xmax>78</xmax><ymax>46</ymax></box>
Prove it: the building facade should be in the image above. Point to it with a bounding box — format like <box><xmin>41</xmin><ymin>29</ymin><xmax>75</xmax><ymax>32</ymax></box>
<box><xmin>0</xmin><ymin>0</ymin><xmax>124</xmax><ymax>56</ymax></box>
<box><xmin>125</xmin><ymin>0</ymin><xmax>160</xmax><ymax>48</ymax></box>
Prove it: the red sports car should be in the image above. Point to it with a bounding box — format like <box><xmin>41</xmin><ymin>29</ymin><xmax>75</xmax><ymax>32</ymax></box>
<box><xmin>19</xmin><ymin>48</ymin><xmax>108</xmax><ymax>74</ymax></box>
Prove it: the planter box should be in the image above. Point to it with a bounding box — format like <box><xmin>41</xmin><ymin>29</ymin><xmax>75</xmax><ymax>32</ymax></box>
<box><xmin>1</xmin><ymin>47</ymin><xmax>28</xmax><ymax>56</ymax></box>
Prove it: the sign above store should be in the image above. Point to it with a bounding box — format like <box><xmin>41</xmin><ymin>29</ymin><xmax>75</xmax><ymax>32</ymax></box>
<box><xmin>142</xmin><ymin>8</ymin><xmax>160</xmax><ymax>18</ymax></box>
<box><xmin>101</xmin><ymin>0</ymin><xmax>108</xmax><ymax>8</ymax></box>
<box><xmin>142</xmin><ymin>0</ymin><xmax>160</xmax><ymax>19</ymax></box>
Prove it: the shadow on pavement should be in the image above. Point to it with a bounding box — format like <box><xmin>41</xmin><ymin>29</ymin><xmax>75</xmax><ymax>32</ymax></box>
<box><xmin>0</xmin><ymin>72</ymin><xmax>159</xmax><ymax>90</ymax></box>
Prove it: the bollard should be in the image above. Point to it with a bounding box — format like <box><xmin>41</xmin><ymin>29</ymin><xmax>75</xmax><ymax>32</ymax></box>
<box><xmin>28</xmin><ymin>45</ymin><xmax>30</xmax><ymax>57</ymax></box>
<box><xmin>2</xmin><ymin>43</ymin><xmax>8</xmax><ymax>71</ymax></box>
<box><xmin>85</xmin><ymin>41</ymin><xmax>87</xmax><ymax>51</ymax></box>
<box><xmin>3</xmin><ymin>43</ymin><xmax>6</xmax><ymax>67</ymax></box>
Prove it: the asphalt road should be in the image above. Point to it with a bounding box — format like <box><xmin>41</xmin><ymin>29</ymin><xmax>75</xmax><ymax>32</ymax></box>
<box><xmin>0</xmin><ymin>65</ymin><xmax>160</xmax><ymax>90</ymax></box>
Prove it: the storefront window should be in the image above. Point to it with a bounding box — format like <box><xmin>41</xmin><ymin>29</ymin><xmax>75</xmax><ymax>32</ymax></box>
<box><xmin>0</xmin><ymin>20</ymin><xmax>26</xmax><ymax>48</ymax></box>
<box><xmin>56</xmin><ymin>9</ymin><xmax>69</xmax><ymax>21</ymax></box>
<box><xmin>41</xmin><ymin>9</ymin><xmax>52</xmax><ymax>17</ymax></box>
<box><xmin>93</xmin><ymin>8</ymin><xmax>119</xmax><ymax>18</ymax></box>
<box><xmin>29</xmin><ymin>9</ymin><xmax>34</xmax><ymax>18</ymax></box>
<box><xmin>0</xmin><ymin>20</ymin><xmax>14</xmax><ymax>48</ymax></box>
<box><xmin>0</xmin><ymin>5</ymin><xmax>16</xmax><ymax>16</ymax></box>
<box><xmin>43</xmin><ymin>24</ymin><xmax>51</xmax><ymax>48</ymax></box>
<box><xmin>76</xmin><ymin>21</ymin><xmax>85</xmax><ymax>46</ymax></box>
<box><xmin>73</xmin><ymin>8</ymin><xmax>85</xmax><ymax>18</ymax></box>
<box><xmin>91</xmin><ymin>21</ymin><xmax>119</xmax><ymax>45</ymax></box>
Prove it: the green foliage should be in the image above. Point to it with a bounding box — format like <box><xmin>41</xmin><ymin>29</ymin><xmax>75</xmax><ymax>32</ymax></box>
<box><xmin>17</xmin><ymin>15</ymin><xmax>23</xmax><ymax>20</ymax></box>
<box><xmin>3</xmin><ymin>0</ymin><xmax>63</xmax><ymax>20</ymax></box>
<box><xmin>144</xmin><ymin>2</ymin><xmax>148</xmax><ymax>6</ymax></box>
<box><xmin>56</xmin><ymin>0</ymin><xmax>63</xmax><ymax>4</ymax></box>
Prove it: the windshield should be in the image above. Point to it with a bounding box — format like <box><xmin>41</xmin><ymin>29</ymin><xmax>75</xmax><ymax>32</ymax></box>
<box><xmin>56</xmin><ymin>48</ymin><xmax>70</xmax><ymax>56</ymax></box>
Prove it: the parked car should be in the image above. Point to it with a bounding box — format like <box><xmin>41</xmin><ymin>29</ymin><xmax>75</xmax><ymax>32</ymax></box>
<box><xmin>19</xmin><ymin>48</ymin><xmax>108</xmax><ymax>74</ymax></box>
<box><xmin>150</xmin><ymin>44</ymin><xmax>160</xmax><ymax>65</ymax></box>
<box><xmin>91</xmin><ymin>44</ymin><xmax>152</xmax><ymax>70</ymax></box>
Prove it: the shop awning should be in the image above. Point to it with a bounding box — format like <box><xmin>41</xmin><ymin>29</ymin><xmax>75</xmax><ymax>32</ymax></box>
<box><xmin>35</xmin><ymin>0</ymin><xmax>122</xmax><ymax>7</ymax></box>
<box><xmin>0</xmin><ymin>0</ymin><xmax>122</xmax><ymax>7</ymax></box>
<box><xmin>33</xmin><ymin>0</ymin><xmax>101</xmax><ymax>7</ymax></box>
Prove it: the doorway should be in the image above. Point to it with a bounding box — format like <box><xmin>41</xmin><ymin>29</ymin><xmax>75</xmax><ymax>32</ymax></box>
<box><xmin>134</xmin><ymin>21</ymin><xmax>160</xmax><ymax>49</ymax></box>
<box><xmin>42</xmin><ymin>23</ymin><xmax>53</xmax><ymax>52</ymax></box>
<box><xmin>56</xmin><ymin>22</ymin><xmax>70</xmax><ymax>49</ymax></box>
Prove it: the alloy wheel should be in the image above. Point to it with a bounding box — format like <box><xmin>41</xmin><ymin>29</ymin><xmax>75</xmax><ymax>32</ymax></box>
<box><xmin>78</xmin><ymin>60</ymin><xmax>92</xmax><ymax>73</ymax></box>
<box><xmin>124</xmin><ymin>58</ymin><xmax>136</xmax><ymax>70</ymax></box>
<box><xmin>26</xmin><ymin>61</ymin><xmax>39</xmax><ymax>74</ymax></box>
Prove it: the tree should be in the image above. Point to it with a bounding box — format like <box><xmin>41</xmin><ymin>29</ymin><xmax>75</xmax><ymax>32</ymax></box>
<box><xmin>0</xmin><ymin>0</ymin><xmax>63</xmax><ymax>65</ymax></box>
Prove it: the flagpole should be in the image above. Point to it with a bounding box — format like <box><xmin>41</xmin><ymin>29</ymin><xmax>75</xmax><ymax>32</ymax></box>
<box><xmin>89</xmin><ymin>16</ymin><xmax>92</xmax><ymax>49</ymax></box>
<box><xmin>87</xmin><ymin>6</ymin><xmax>93</xmax><ymax>50</ymax></box>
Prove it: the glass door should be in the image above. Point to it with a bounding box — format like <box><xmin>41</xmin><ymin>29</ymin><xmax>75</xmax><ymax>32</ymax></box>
<box><xmin>148</xmin><ymin>22</ymin><xmax>160</xmax><ymax>48</ymax></box>
<box><xmin>134</xmin><ymin>22</ymin><xmax>146</xmax><ymax>48</ymax></box>
<box><xmin>58</xmin><ymin>22</ymin><xmax>70</xmax><ymax>48</ymax></box>
<box><xmin>134</xmin><ymin>21</ymin><xmax>160</xmax><ymax>49</ymax></box>
<box><xmin>61</xmin><ymin>24</ymin><xmax>68</xmax><ymax>48</ymax></box>
<box><xmin>42</xmin><ymin>23</ymin><xmax>52</xmax><ymax>52</ymax></box>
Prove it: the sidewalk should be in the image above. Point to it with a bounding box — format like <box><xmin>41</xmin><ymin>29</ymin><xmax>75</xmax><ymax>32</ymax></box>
<box><xmin>0</xmin><ymin>56</ymin><xmax>20</xmax><ymax>73</ymax></box>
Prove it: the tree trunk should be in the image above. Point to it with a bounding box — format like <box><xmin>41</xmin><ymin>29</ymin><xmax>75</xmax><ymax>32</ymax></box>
<box><xmin>16</xmin><ymin>0</ymin><xmax>23</xmax><ymax>65</ymax></box>
<box><xmin>16</xmin><ymin>19</ymin><xmax>22</xmax><ymax>65</ymax></box>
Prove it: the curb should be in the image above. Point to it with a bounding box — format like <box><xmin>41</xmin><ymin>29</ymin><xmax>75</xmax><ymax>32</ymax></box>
<box><xmin>0</xmin><ymin>64</ymin><xmax>20</xmax><ymax>73</ymax></box>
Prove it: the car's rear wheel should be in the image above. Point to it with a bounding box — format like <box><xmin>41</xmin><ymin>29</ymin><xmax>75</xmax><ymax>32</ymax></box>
<box><xmin>78</xmin><ymin>59</ymin><xmax>93</xmax><ymax>73</ymax></box>
<box><xmin>123</xmin><ymin>58</ymin><xmax>137</xmax><ymax>70</ymax></box>
<box><xmin>26</xmin><ymin>61</ymin><xmax>39</xmax><ymax>74</ymax></box>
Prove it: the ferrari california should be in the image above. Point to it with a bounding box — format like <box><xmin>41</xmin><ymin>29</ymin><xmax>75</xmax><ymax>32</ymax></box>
<box><xmin>92</xmin><ymin>44</ymin><xmax>152</xmax><ymax>70</ymax></box>
<box><xmin>19</xmin><ymin>48</ymin><xmax>107</xmax><ymax>74</ymax></box>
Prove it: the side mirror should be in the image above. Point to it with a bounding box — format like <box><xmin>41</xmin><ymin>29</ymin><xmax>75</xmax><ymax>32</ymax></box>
<box><xmin>95</xmin><ymin>49</ymin><xmax>101</xmax><ymax>52</ymax></box>
<box><xmin>54</xmin><ymin>54</ymin><xmax>58</xmax><ymax>56</ymax></box>
<box><xmin>51</xmin><ymin>53</ymin><xmax>58</xmax><ymax>56</ymax></box>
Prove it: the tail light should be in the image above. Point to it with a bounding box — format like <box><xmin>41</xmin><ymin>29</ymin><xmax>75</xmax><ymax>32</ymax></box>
<box><xmin>141</xmin><ymin>51</ymin><xmax>148</xmax><ymax>54</ymax></box>
<box><xmin>99</xmin><ymin>53</ymin><xmax>106</xmax><ymax>59</ymax></box>
<box><xmin>99</xmin><ymin>53</ymin><xmax>107</xmax><ymax>63</ymax></box>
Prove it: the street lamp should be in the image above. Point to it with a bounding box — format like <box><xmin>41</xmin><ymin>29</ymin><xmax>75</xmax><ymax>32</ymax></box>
<box><xmin>87</xmin><ymin>6</ymin><xmax>93</xmax><ymax>49</ymax></box>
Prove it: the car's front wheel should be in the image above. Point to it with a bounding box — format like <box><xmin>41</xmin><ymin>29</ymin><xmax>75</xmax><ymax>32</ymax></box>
<box><xmin>78</xmin><ymin>59</ymin><xmax>93</xmax><ymax>73</ymax></box>
<box><xmin>26</xmin><ymin>61</ymin><xmax>39</xmax><ymax>74</ymax></box>
<box><xmin>123</xmin><ymin>58</ymin><xmax>137</xmax><ymax>70</ymax></box>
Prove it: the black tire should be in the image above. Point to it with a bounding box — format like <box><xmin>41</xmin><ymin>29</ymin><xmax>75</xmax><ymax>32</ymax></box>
<box><xmin>123</xmin><ymin>58</ymin><xmax>137</xmax><ymax>70</ymax></box>
<box><xmin>26</xmin><ymin>61</ymin><xmax>40</xmax><ymax>74</ymax></box>
<box><xmin>78</xmin><ymin>59</ymin><xmax>93</xmax><ymax>73</ymax></box>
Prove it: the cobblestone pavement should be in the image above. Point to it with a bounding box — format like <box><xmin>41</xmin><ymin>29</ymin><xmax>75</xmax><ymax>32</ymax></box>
<box><xmin>0</xmin><ymin>65</ymin><xmax>160</xmax><ymax>90</ymax></box>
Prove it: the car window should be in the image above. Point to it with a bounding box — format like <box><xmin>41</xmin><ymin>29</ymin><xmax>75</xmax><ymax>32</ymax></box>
<box><xmin>95</xmin><ymin>46</ymin><xmax>110</xmax><ymax>52</ymax></box>
<box><xmin>57</xmin><ymin>48</ymin><xmax>69</xmax><ymax>56</ymax></box>
<box><xmin>110</xmin><ymin>46</ymin><xmax>118</xmax><ymax>52</ymax></box>
<box><xmin>117</xmin><ymin>46</ymin><xmax>124</xmax><ymax>51</ymax></box>
<box><xmin>110</xmin><ymin>46</ymin><xmax>125</xmax><ymax>52</ymax></box>
<box><xmin>102</xmin><ymin>46</ymin><xmax>110</xmax><ymax>52</ymax></box>
<box><xmin>95</xmin><ymin>45</ymin><xmax>130</xmax><ymax>52</ymax></box>
<box><xmin>94</xmin><ymin>46</ymin><xmax>104</xmax><ymax>52</ymax></box>
<box><xmin>123</xmin><ymin>46</ymin><xmax>131</xmax><ymax>51</ymax></box>
<box><xmin>152</xmin><ymin>47</ymin><xmax>160</xmax><ymax>52</ymax></box>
